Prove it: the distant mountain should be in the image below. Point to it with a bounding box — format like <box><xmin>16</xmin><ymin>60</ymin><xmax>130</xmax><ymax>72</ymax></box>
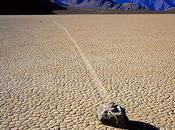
<box><xmin>0</xmin><ymin>0</ymin><xmax>66</xmax><ymax>14</ymax></box>
<box><xmin>115</xmin><ymin>0</ymin><xmax>175</xmax><ymax>11</ymax></box>
<box><xmin>53</xmin><ymin>0</ymin><xmax>175</xmax><ymax>11</ymax></box>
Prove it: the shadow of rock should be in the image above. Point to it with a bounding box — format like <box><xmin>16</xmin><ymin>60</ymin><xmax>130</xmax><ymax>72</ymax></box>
<box><xmin>128</xmin><ymin>120</ymin><xmax>159</xmax><ymax>130</ymax></box>
<box><xmin>102</xmin><ymin>120</ymin><xmax>159</xmax><ymax>130</ymax></box>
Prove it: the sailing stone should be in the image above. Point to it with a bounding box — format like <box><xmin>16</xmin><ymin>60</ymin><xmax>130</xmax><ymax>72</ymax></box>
<box><xmin>97</xmin><ymin>102</ymin><xmax>129</xmax><ymax>128</ymax></box>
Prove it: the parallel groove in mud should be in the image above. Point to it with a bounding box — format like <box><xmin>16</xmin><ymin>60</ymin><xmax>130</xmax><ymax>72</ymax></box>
<box><xmin>53</xmin><ymin>21</ymin><xmax>110</xmax><ymax>102</ymax></box>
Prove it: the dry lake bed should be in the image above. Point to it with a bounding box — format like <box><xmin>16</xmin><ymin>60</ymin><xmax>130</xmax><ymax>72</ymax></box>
<box><xmin>0</xmin><ymin>15</ymin><xmax>175</xmax><ymax>130</ymax></box>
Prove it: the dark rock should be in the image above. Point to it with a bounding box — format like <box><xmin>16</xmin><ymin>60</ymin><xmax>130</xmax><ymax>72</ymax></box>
<box><xmin>97</xmin><ymin>102</ymin><xmax>129</xmax><ymax>128</ymax></box>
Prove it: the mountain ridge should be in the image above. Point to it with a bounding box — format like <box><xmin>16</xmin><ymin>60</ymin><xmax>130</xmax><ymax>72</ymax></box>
<box><xmin>53</xmin><ymin>0</ymin><xmax>175</xmax><ymax>11</ymax></box>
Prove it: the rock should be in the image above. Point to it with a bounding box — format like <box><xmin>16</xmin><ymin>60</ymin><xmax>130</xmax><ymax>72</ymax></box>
<box><xmin>97</xmin><ymin>102</ymin><xmax>129</xmax><ymax>128</ymax></box>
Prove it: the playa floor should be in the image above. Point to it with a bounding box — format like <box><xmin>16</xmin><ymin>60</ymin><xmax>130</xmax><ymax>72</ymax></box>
<box><xmin>0</xmin><ymin>15</ymin><xmax>175</xmax><ymax>130</ymax></box>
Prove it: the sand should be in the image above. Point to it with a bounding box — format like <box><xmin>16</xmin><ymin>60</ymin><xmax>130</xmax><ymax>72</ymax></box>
<box><xmin>0</xmin><ymin>15</ymin><xmax>175</xmax><ymax>130</ymax></box>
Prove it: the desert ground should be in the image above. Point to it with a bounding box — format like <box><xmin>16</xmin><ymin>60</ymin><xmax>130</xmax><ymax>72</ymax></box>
<box><xmin>0</xmin><ymin>15</ymin><xmax>175</xmax><ymax>130</ymax></box>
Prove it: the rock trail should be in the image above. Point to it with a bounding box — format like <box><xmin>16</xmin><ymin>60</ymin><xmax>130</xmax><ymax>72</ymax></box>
<box><xmin>53</xmin><ymin>20</ymin><xmax>111</xmax><ymax>102</ymax></box>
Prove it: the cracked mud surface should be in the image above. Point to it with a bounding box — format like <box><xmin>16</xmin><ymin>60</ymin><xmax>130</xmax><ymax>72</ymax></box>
<box><xmin>0</xmin><ymin>15</ymin><xmax>175</xmax><ymax>130</ymax></box>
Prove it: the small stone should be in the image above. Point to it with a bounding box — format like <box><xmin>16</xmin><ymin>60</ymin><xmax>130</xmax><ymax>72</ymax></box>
<box><xmin>97</xmin><ymin>102</ymin><xmax>129</xmax><ymax>128</ymax></box>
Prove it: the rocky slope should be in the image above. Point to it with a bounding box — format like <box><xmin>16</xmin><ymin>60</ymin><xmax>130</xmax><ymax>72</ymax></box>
<box><xmin>53</xmin><ymin>0</ymin><xmax>175</xmax><ymax>11</ymax></box>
